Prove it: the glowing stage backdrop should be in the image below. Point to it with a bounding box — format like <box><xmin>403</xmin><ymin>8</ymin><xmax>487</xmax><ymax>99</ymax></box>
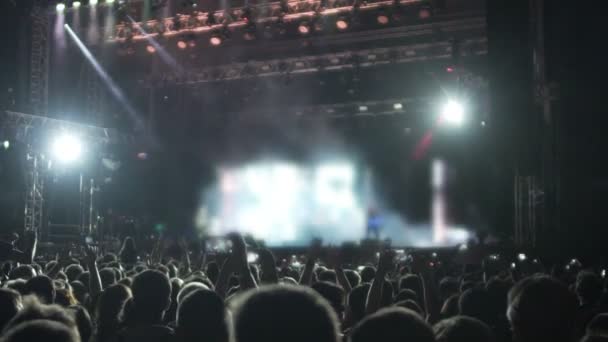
<box><xmin>200</xmin><ymin>159</ymin><xmax>471</xmax><ymax>247</ymax></box>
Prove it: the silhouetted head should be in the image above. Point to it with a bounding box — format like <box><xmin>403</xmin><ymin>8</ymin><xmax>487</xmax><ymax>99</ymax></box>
<box><xmin>344</xmin><ymin>269</ymin><xmax>361</xmax><ymax>288</ymax></box>
<box><xmin>345</xmin><ymin>283</ymin><xmax>371</xmax><ymax>328</ymax></box>
<box><xmin>399</xmin><ymin>275</ymin><xmax>423</xmax><ymax>298</ymax></box>
<box><xmin>99</xmin><ymin>268</ymin><xmax>117</xmax><ymax>289</ymax></box>
<box><xmin>9</xmin><ymin>265</ymin><xmax>35</xmax><ymax>281</ymax></box>
<box><xmin>434</xmin><ymin>316</ymin><xmax>494</xmax><ymax>342</ymax></box>
<box><xmin>439</xmin><ymin>277</ymin><xmax>460</xmax><ymax>302</ymax></box>
<box><xmin>459</xmin><ymin>287</ymin><xmax>490</xmax><ymax>323</ymax></box>
<box><xmin>26</xmin><ymin>275</ymin><xmax>55</xmax><ymax>304</ymax></box>
<box><xmin>312</xmin><ymin>281</ymin><xmax>345</xmax><ymax>319</ymax></box>
<box><xmin>232</xmin><ymin>285</ymin><xmax>340</xmax><ymax>342</ymax></box>
<box><xmin>350</xmin><ymin>307</ymin><xmax>435</xmax><ymax>342</ymax></box>
<box><xmin>4</xmin><ymin>297</ymin><xmax>78</xmax><ymax>338</ymax></box>
<box><xmin>1</xmin><ymin>319</ymin><xmax>79</xmax><ymax>342</ymax></box>
<box><xmin>360</xmin><ymin>266</ymin><xmax>376</xmax><ymax>283</ymax></box>
<box><xmin>576</xmin><ymin>271</ymin><xmax>603</xmax><ymax>306</ymax></box>
<box><xmin>319</xmin><ymin>270</ymin><xmax>338</xmax><ymax>284</ymax></box>
<box><xmin>131</xmin><ymin>270</ymin><xmax>171</xmax><ymax>323</ymax></box>
<box><xmin>176</xmin><ymin>289</ymin><xmax>228</xmax><ymax>342</ymax></box>
<box><xmin>177</xmin><ymin>282</ymin><xmax>210</xmax><ymax>305</ymax></box>
<box><xmin>441</xmin><ymin>294</ymin><xmax>461</xmax><ymax>319</ymax></box>
<box><xmin>0</xmin><ymin>288</ymin><xmax>22</xmax><ymax>332</ymax></box>
<box><xmin>586</xmin><ymin>313</ymin><xmax>608</xmax><ymax>337</ymax></box>
<box><xmin>508</xmin><ymin>275</ymin><xmax>577</xmax><ymax>342</ymax></box>
<box><xmin>394</xmin><ymin>300</ymin><xmax>423</xmax><ymax>316</ymax></box>
<box><xmin>64</xmin><ymin>265</ymin><xmax>84</xmax><ymax>283</ymax></box>
<box><xmin>68</xmin><ymin>305</ymin><xmax>92</xmax><ymax>342</ymax></box>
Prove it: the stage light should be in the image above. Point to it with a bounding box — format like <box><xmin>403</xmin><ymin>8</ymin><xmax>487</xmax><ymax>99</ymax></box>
<box><xmin>52</xmin><ymin>134</ymin><xmax>82</xmax><ymax>163</ymax></box>
<box><xmin>419</xmin><ymin>7</ymin><xmax>432</xmax><ymax>19</ymax></box>
<box><xmin>298</xmin><ymin>21</ymin><xmax>311</xmax><ymax>35</ymax></box>
<box><xmin>377</xmin><ymin>13</ymin><xmax>389</xmax><ymax>25</ymax></box>
<box><xmin>73</xmin><ymin>1</ymin><xmax>81</xmax><ymax>8</ymax></box>
<box><xmin>56</xmin><ymin>3</ymin><xmax>66</xmax><ymax>12</ymax></box>
<box><xmin>336</xmin><ymin>17</ymin><xmax>349</xmax><ymax>31</ymax></box>
<box><xmin>146</xmin><ymin>45</ymin><xmax>156</xmax><ymax>53</ymax></box>
<box><xmin>106</xmin><ymin>0</ymin><xmax>115</xmax><ymax>3</ymax></box>
<box><xmin>441</xmin><ymin>100</ymin><xmax>465</xmax><ymax>126</ymax></box>
<box><xmin>393</xmin><ymin>103</ymin><xmax>403</xmax><ymax>110</ymax></box>
<box><xmin>358</xmin><ymin>105</ymin><xmax>368</xmax><ymax>112</ymax></box>
<box><xmin>90</xmin><ymin>0</ymin><xmax>98</xmax><ymax>5</ymax></box>
<box><xmin>210</xmin><ymin>35</ymin><xmax>222</xmax><ymax>46</ymax></box>
<box><xmin>177</xmin><ymin>40</ymin><xmax>187</xmax><ymax>49</ymax></box>
<box><xmin>2</xmin><ymin>141</ymin><xmax>9</xmax><ymax>150</ymax></box>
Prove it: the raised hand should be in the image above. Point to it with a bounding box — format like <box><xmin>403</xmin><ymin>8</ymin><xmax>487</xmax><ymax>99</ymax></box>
<box><xmin>84</xmin><ymin>244</ymin><xmax>98</xmax><ymax>266</ymax></box>
<box><xmin>227</xmin><ymin>232</ymin><xmax>248</xmax><ymax>270</ymax></box>
<box><xmin>377</xmin><ymin>249</ymin><xmax>396</xmax><ymax>274</ymax></box>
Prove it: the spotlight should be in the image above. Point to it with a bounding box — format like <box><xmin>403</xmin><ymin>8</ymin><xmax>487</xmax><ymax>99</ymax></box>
<box><xmin>419</xmin><ymin>6</ymin><xmax>432</xmax><ymax>19</ymax></box>
<box><xmin>177</xmin><ymin>40</ymin><xmax>187</xmax><ymax>49</ymax></box>
<box><xmin>210</xmin><ymin>34</ymin><xmax>222</xmax><ymax>46</ymax></box>
<box><xmin>358</xmin><ymin>105</ymin><xmax>368</xmax><ymax>112</ymax></box>
<box><xmin>242</xmin><ymin>23</ymin><xmax>257</xmax><ymax>41</ymax></box>
<box><xmin>2</xmin><ymin>141</ymin><xmax>9</xmax><ymax>150</ymax></box>
<box><xmin>106</xmin><ymin>0</ymin><xmax>115</xmax><ymax>3</ymax></box>
<box><xmin>146</xmin><ymin>45</ymin><xmax>156</xmax><ymax>53</ymax></box>
<box><xmin>56</xmin><ymin>3</ymin><xmax>66</xmax><ymax>12</ymax></box>
<box><xmin>376</xmin><ymin>13</ymin><xmax>389</xmax><ymax>25</ymax></box>
<box><xmin>336</xmin><ymin>17</ymin><xmax>349</xmax><ymax>31</ymax></box>
<box><xmin>52</xmin><ymin>134</ymin><xmax>82</xmax><ymax>163</ymax></box>
<box><xmin>90</xmin><ymin>0</ymin><xmax>98</xmax><ymax>5</ymax></box>
<box><xmin>298</xmin><ymin>21</ymin><xmax>311</xmax><ymax>35</ymax></box>
<box><xmin>73</xmin><ymin>1</ymin><xmax>81</xmax><ymax>8</ymax></box>
<box><xmin>441</xmin><ymin>100</ymin><xmax>465</xmax><ymax>125</ymax></box>
<box><xmin>393</xmin><ymin>103</ymin><xmax>403</xmax><ymax>110</ymax></box>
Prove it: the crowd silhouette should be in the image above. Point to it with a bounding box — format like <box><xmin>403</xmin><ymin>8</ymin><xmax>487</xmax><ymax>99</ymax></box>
<box><xmin>1</xmin><ymin>231</ymin><xmax>607</xmax><ymax>342</ymax></box>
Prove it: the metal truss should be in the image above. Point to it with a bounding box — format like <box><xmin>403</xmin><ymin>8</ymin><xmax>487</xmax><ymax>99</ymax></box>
<box><xmin>0</xmin><ymin>111</ymin><xmax>130</xmax><ymax>145</ymax></box>
<box><xmin>145</xmin><ymin>35</ymin><xmax>487</xmax><ymax>85</ymax></box>
<box><xmin>24</xmin><ymin>153</ymin><xmax>45</xmax><ymax>232</ymax></box>
<box><xmin>1</xmin><ymin>111</ymin><xmax>131</xmax><ymax>233</ymax></box>
<box><xmin>111</xmin><ymin>0</ymin><xmax>426</xmax><ymax>42</ymax></box>
<box><xmin>29</xmin><ymin>4</ymin><xmax>49</xmax><ymax>115</ymax></box>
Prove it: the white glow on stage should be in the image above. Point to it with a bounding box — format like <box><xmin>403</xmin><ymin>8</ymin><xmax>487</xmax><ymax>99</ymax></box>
<box><xmin>200</xmin><ymin>159</ymin><xmax>472</xmax><ymax>247</ymax></box>
<box><xmin>207</xmin><ymin>161</ymin><xmax>366</xmax><ymax>246</ymax></box>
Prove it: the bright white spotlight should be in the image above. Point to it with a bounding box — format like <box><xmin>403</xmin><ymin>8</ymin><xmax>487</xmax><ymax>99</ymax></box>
<box><xmin>90</xmin><ymin>0</ymin><xmax>98</xmax><ymax>5</ymax></box>
<box><xmin>2</xmin><ymin>141</ymin><xmax>9</xmax><ymax>150</ymax></box>
<box><xmin>441</xmin><ymin>100</ymin><xmax>465</xmax><ymax>125</ymax></box>
<box><xmin>73</xmin><ymin>1</ymin><xmax>81</xmax><ymax>8</ymax></box>
<box><xmin>56</xmin><ymin>3</ymin><xmax>66</xmax><ymax>12</ymax></box>
<box><xmin>52</xmin><ymin>135</ymin><xmax>82</xmax><ymax>163</ymax></box>
<box><xmin>106</xmin><ymin>0</ymin><xmax>115</xmax><ymax>3</ymax></box>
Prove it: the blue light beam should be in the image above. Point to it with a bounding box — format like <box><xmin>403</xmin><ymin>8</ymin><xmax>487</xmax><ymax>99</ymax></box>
<box><xmin>64</xmin><ymin>24</ymin><xmax>143</xmax><ymax>129</ymax></box>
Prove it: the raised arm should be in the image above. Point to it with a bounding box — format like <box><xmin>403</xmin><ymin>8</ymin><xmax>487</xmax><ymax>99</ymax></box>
<box><xmin>11</xmin><ymin>230</ymin><xmax>38</xmax><ymax>264</ymax></box>
<box><xmin>258</xmin><ymin>248</ymin><xmax>279</xmax><ymax>285</ymax></box>
<box><xmin>228</xmin><ymin>233</ymin><xmax>257</xmax><ymax>292</ymax></box>
<box><xmin>299</xmin><ymin>239</ymin><xmax>322</xmax><ymax>286</ymax></box>
<box><xmin>178</xmin><ymin>238</ymin><xmax>192</xmax><ymax>277</ymax></box>
<box><xmin>85</xmin><ymin>245</ymin><xmax>102</xmax><ymax>298</ymax></box>
<box><xmin>366</xmin><ymin>249</ymin><xmax>394</xmax><ymax>315</ymax></box>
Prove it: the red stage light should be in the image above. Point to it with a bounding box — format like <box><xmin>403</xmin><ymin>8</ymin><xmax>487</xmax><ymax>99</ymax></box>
<box><xmin>336</xmin><ymin>18</ymin><xmax>349</xmax><ymax>31</ymax></box>
<box><xmin>146</xmin><ymin>45</ymin><xmax>156</xmax><ymax>54</ymax></box>
<box><xmin>210</xmin><ymin>36</ymin><xmax>222</xmax><ymax>46</ymax></box>
<box><xmin>419</xmin><ymin>8</ymin><xmax>431</xmax><ymax>19</ymax></box>
<box><xmin>298</xmin><ymin>23</ymin><xmax>310</xmax><ymax>35</ymax></box>
<box><xmin>377</xmin><ymin>14</ymin><xmax>389</xmax><ymax>25</ymax></box>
